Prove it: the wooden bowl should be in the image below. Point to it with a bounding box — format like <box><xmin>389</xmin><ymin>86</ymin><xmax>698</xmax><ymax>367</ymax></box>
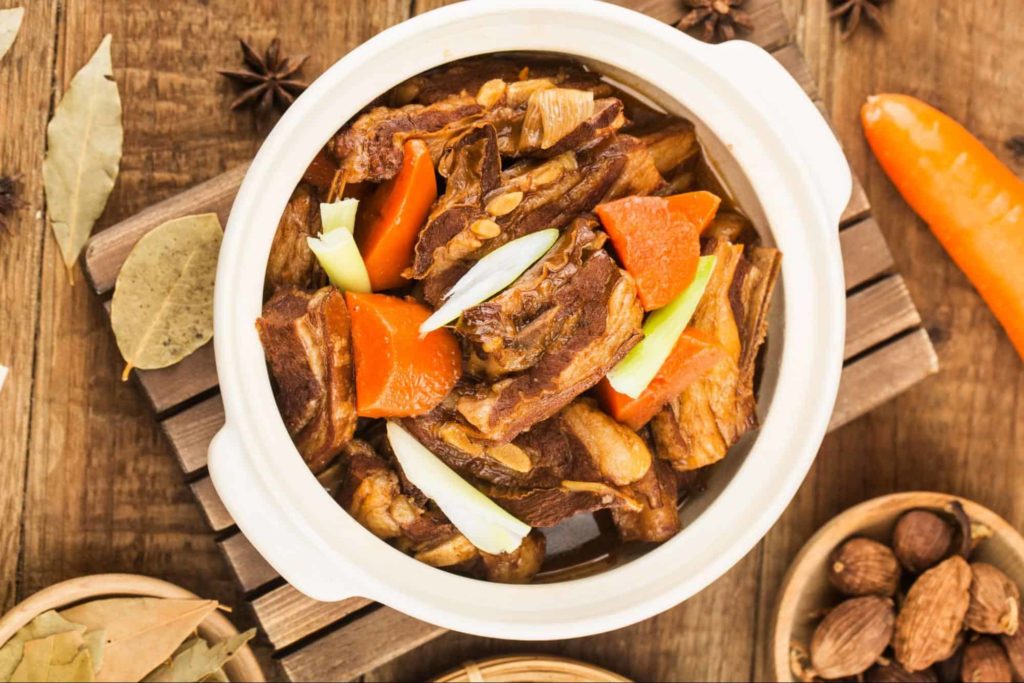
<box><xmin>433</xmin><ymin>655</ymin><xmax>631</xmax><ymax>682</ymax></box>
<box><xmin>771</xmin><ymin>492</ymin><xmax>1024</xmax><ymax>682</ymax></box>
<box><xmin>0</xmin><ymin>573</ymin><xmax>264</xmax><ymax>682</ymax></box>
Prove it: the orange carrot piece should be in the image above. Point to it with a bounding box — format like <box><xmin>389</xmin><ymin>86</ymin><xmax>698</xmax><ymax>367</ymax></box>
<box><xmin>355</xmin><ymin>139</ymin><xmax>437</xmax><ymax>291</ymax></box>
<box><xmin>595</xmin><ymin>192</ymin><xmax>719</xmax><ymax>311</ymax></box>
<box><xmin>666</xmin><ymin>190</ymin><xmax>722</xmax><ymax>236</ymax></box>
<box><xmin>862</xmin><ymin>94</ymin><xmax>1024</xmax><ymax>359</ymax></box>
<box><xmin>345</xmin><ymin>292</ymin><xmax>461</xmax><ymax>418</ymax></box>
<box><xmin>596</xmin><ymin>328</ymin><xmax>725</xmax><ymax>430</ymax></box>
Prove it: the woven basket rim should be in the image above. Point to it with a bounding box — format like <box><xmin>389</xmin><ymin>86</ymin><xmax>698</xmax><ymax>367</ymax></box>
<box><xmin>433</xmin><ymin>654</ymin><xmax>631</xmax><ymax>682</ymax></box>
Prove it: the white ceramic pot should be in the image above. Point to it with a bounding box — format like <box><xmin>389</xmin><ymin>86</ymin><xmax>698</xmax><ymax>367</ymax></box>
<box><xmin>209</xmin><ymin>0</ymin><xmax>850</xmax><ymax>640</ymax></box>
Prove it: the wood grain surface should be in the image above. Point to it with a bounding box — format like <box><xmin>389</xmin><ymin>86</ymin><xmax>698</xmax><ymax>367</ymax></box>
<box><xmin>70</xmin><ymin>7</ymin><xmax>936</xmax><ymax>679</ymax></box>
<box><xmin>1</xmin><ymin>0</ymin><xmax>1021</xmax><ymax>682</ymax></box>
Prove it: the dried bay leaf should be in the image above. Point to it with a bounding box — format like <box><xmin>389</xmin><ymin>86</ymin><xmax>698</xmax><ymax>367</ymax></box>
<box><xmin>8</xmin><ymin>630</ymin><xmax>94</xmax><ymax>683</ymax></box>
<box><xmin>42</xmin><ymin>649</ymin><xmax>93</xmax><ymax>683</ymax></box>
<box><xmin>0</xmin><ymin>611</ymin><xmax>86</xmax><ymax>681</ymax></box>
<box><xmin>200</xmin><ymin>669</ymin><xmax>228</xmax><ymax>683</ymax></box>
<box><xmin>0</xmin><ymin>645</ymin><xmax>18</xmax><ymax>682</ymax></box>
<box><xmin>110</xmin><ymin>214</ymin><xmax>222</xmax><ymax>378</ymax></box>
<box><xmin>59</xmin><ymin>598</ymin><xmax>218</xmax><ymax>683</ymax></box>
<box><xmin>80</xmin><ymin>631</ymin><xmax>104</xmax><ymax>674</ymax></box>
<box><xmin>10</xmin><ymin>636</ymin><xmax>53</xmax><ymax>682</ymax></box>
<box><xmin>43</xmin><ymin>34</ymin><xmax>123</xmax><ymax>271</ymax></box>
<box><xmin>45</xmin><ymin>630</ymin><xmax>85</xmax><ymax>668</ymax></box>
<box><xmin>15</xmin><ymin>611</ymin><xmax>85</xmax><ymax>641</ymax></box>
<box><xmin>143</xmin><ymin>629</ymin><xmax>255</xmax><ymax>682</ymax></box>
<box><xmin>0</xmin><ymin>8</ymin><xmax>23</xmax><ymax>64</ymax></box>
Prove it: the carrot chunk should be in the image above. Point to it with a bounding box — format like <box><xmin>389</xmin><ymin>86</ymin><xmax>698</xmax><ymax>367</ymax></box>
<box><xmin>345</xmin><ymin>292</ymin><xmax>461</xmax><ymax>417</ymax></box>
<box><xmin>596</xmin><ymin>328</ymin><xmax>725</xmax><ymax>430</ymax></box>
<box><xmin>596</xmin><ymin>191</ymin><xmax>719</xmax><ymax>311</ymax></box>
<box><xmin>355</xmin><ymin>139</ymin><xmax>438</xmax><ymax>291</ymax></box>
<box><xmin>666</xmin><ymin>190</ymin><xmax>722</xmax><ymax>236</ymax></box>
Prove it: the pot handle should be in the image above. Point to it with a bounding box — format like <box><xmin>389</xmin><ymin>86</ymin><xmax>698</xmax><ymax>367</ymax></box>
<box><xmin>208</xmin><ymin>425</ymin><xmax>363</xmax><ymax>602</ymax></box>
<box><xmin>712</xmin><ymin>40</ymin><xmax>852</xmax><ymax>226</ymax></box>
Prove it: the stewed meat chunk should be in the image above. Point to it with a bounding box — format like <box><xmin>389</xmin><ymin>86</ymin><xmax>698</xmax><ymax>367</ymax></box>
<box><xmin>455</xmin><ymin>245</ymin><xmax>643</xmax><ymax>442</ymax></box>
<box><xmin>560</xmin><ymin>398</ymin><xmax>652</xmax><ymax>487</ymax></box>
<box><xmin>338</xmin><ymin>440</ymin><xmax>545</xmax><ymax>582</ymax></box>
<box><xmin>256</xmin><ymin>287</ymin><xmax>356</xmax><ymax>472</ymax></box>
<box><xmin>481</xmin><ymin>481</ymin><xmax>641</xmax><ymax>528</ymax></box>
<box><xmin>458</xmin><ymin>216</ymin><xmax>607</xmax><ymax>379</ymax></box>
<box><xmin>390</xmin><ymin>55</ymin><xmax>612</xmax><ymax>107</ymax></box>
<box><xmin>402</xmin><ymin>400</ymin><xmax>573</xmax><ymax>490</ymax></box>
<box><xmin>331</xmin><ymin>94</ymin><xmax>485</xmax><ymax>184</ymax></box>
<box><xmin>651</xmin><ymin>240</ymin><xmax>781</xmax><ymax>471</ymax></box>
<box><xmin>409</xmin><ymin>124</ymin><xmax>503</xmax><ymax>284</ymax></box>
<box><xmin>611</xmin><ymin>460</ymin><xmax>683</xmax><ymax>543</ymax></box>
<box><xmin>413</xmin><ymin>134</ymin><xmax>634</xmax><ymax>303</ymax></box>
<box><xmin>264</xmin><ymin>186</ymin><xmax>325</xmax><ymax>297</ymax></box>
<box><xmin>407</xmin><ymin>399</ymin><xmax>652</xmax><ymax>529</ymax></box>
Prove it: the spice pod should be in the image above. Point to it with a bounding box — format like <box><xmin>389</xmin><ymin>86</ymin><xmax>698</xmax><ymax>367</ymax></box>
<box><xmin>771</xmin><ymin>492</ymin><xmax>1024</xmax><ymax>682</ymax></box>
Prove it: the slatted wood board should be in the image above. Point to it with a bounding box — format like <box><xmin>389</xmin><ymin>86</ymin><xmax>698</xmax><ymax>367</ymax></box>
<box><xmin>79</xmin><ymin>1</ymin><xmax>938</xmax><ymax>680</ymax></box>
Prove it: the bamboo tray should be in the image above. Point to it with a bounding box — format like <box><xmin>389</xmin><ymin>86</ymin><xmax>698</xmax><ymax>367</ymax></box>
<box><xmin>79</xmin><ymin>0</ymin><xmax>937</xmax><ymax>680</ymax></box>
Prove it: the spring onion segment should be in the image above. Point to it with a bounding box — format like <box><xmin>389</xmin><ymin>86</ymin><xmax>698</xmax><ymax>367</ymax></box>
<box><xmin>606</xmin><ymin>255</ymin><xmax>717</xmax><ymax>398</ymax></box>
<box><xmin>420</xmin><ymin>228</ymin><xmax>560</xmax><ymax>334</ymax></box>
<box><xmin>308</xmin><ymin>199</ymin><xmax>371</xmax><ymax>292</ymax></box>
<box><xmin>386</xmin><ymin>421</ymin><xmax>531</xmax><ymax>555</ymax></box>
<box><xmin>320</xmin><ymin>198</ymin><xmax>358</xmax><ymax>234</ymax></box>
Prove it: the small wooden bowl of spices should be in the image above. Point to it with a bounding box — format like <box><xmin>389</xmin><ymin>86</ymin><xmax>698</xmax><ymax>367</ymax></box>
<box><xmin>772</xmin><ymin>492</ymin><xmax>1024</xmax><ymax>682</ymax></box>
<box><xmin>0</xmin><ymin>573</ymin><xmax>264</xmax><ymax>682</ymax></box>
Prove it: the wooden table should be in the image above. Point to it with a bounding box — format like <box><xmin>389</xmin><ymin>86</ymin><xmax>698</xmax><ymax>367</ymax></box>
<box><xmin>1</xmin><ymin>0</ymin><xmax>1021</xmax><ymax>680</ymax></box>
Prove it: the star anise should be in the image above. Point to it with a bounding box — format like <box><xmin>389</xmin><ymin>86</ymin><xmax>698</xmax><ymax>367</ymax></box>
<box><xmin>1006</xmin><ymin>136</ymin><xmax>1024</xmax><ymax>163</ymax></box>
<box><xmin>676</xmin><ymin>0</ymin><xmax>754</xmax><ymax>43</ymax></box>
<box><xmin>218</xmin><ymin>37</ymin><xmax>309</xmax><ymax>115</ymax></box>
<box><xmin>830</xmin><ymin>0</ymin><xmax>887</xmax><ymax>40</ymax></box>
<box><xmin>0</xmin><ymin>175</ymin><xmax>22</xmax><ymax>233</ymax></box>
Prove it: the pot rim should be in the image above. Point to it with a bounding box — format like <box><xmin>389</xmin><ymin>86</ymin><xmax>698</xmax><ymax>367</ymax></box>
<box><xmin>211</xmin><ymin>0</ymin><xmax>847</xmax><ymax>640</ymax></box>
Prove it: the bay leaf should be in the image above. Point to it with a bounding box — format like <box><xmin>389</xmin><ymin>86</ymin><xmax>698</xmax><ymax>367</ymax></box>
<box><xmin>10</xmin><ymin>636</ymin><xmax>53</xmax><ymax>682</ymax></box>
<box><xmin>80</xmin><ymin>632</ymin><xmax>104</xmax><ymax>674</ymax></box>
<box><xmin>59</xmin><ymin>598</ymin><xmax>218</xmax><ymax>683</ymax></box>
<box><xmin>16</xmin><ymin>612</ymin><xmax>85</xmax><ymax>642</ymax></box>
<box><xmin>43</xmin><ymin>33</ymin><xmax>123</xmax><ymax>270</ymax></box>
<box><xmin>142</xmin><ymin>629</ymin><xmax>255</xmax><ymax>683</ymax></box>
<box><xmin>110</xmin><ymin>214</ymin><xmax>222</xmax><ymax>378</ymax></box>
<box><xmin>0</xmin><ymin>8</ymin><xmax>23</xmax><ymax>64</ymax></box>
<box><xmin>0</xmin><ymin>645</ymin><xmax>18</xmax><ymax>682</ymax></box>
<box><xmin>8</xmin><ymin>631</ymin><xmax>94</xmax><ymax>683</ymax></box>
<box><xmin>0</xmin><ymin>611</ymin><xmax>86</xmax><ymax>681</ymax></box>
<box><xmin>45</xmin><ymin>630</ymin><xmax>84</xmax><ymax>668</ymax></box>
<box><xmin>199</xmin><ymin>669</ymin><xmax>228</xmax><ymax>683</ymax></box>
<box><xmin>42</xmin><ymin>649</ymin><xmax>93</xmax><ymax>683</ymax></box>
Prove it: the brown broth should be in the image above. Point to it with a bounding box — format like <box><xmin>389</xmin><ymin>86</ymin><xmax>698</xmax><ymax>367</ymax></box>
<box><xmin>535</xmin><ymin>488</ymin><xmax>702</xmax><ymax>581</ymax></box>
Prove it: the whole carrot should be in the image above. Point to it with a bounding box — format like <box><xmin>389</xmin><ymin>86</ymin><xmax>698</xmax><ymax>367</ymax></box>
<box><xmin>861</xmin><ymin>94</ymin><xmax>1024</xmax><ymax>359</ymax></box>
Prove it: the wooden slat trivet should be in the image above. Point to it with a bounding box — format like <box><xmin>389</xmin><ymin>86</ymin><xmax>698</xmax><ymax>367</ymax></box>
<box><xmin>82</xmin><ymin>0</ymin><xmax>937</xmax><ymax>679</ymax></box>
